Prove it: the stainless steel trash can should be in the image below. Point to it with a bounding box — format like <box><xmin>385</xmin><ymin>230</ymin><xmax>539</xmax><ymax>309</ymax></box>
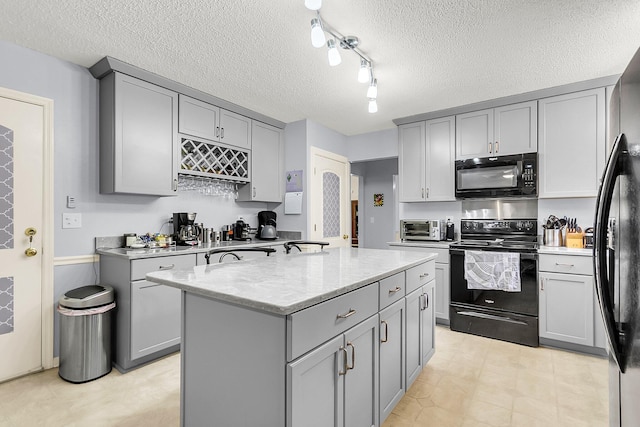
<box><xmin>58</xmin><ymin>285</ymin><xmax>115</xmax><ymax>383</ymax></box>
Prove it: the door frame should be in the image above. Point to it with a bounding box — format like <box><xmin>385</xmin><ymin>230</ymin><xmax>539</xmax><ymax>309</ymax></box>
<box><xmin>1</xmin><ymin>86</ymin><xmax>55</xmax><ymax>370</ymax></box>
<box><xmin>309</xmin><ymin>146</ymin><xmax>351</xmax><ymax>246</ymax></box>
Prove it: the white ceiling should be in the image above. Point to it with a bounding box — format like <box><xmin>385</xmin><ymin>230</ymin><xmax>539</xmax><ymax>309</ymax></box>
<box><xmin>2</xmin><ymin>0</ymin><xmax>640</xmax><ymax>135</ymax></box>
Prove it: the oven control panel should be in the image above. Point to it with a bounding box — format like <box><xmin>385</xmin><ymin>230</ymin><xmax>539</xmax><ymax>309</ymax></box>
<box><xmin>460</xmin><ymin>219</ymin><xmax>537</xmax><ymax>235</ymax></box>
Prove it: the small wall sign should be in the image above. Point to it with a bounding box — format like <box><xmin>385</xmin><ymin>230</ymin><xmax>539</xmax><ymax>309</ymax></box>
<box><xmin>374</xmin><ymin>193</ymin><xmax>384</xmax><ymax>207</ymax></box>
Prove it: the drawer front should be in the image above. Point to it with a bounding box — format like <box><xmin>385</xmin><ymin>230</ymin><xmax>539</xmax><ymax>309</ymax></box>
<box><xmin>131</xmin><ymin>254</ymin><xmax>196</xmax><ymax>281</ymax></box>
<box><xmin>539</xmin><ymin>254</ymin><xmax>593</xmax><ymax>276</ymax></box>
<box><xmin>379</xmin><ymin>272</ymin><xmax>405</xmax><ymax>310</ymax></box>
<box><xmin>287</xmin><ymin>283</ymin><xmax>378</xmax><ymax>361</ymax></box>
<box><xmin>406</xmin><ymin>261</ymin><xmax>435</xmax><ymax>294</ymax></box>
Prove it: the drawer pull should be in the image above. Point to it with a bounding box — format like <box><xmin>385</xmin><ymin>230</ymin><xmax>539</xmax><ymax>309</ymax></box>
<box><xmin>158</xmin><ymin>264</ymin><xmax>175</xmax><ymax>270</ymax></box>
<box><xmin>380</xmin><ymin>320</ymin><xmax>388</xmax><ymax>343</ymax></box>
<box><xmin>346</xmin><ymin>342</ymin><xmax>355</xmax><ymax>371</ymax></box>
<box><xmin>337</xmin><ymin>308</ymin><xmax>356</xmax><ymax>319</ymax></box>
<box><xmin>388</xmin><ymin>286</ymin><xmax>402</xmax><ymax>294</ymax></box>
<box><xmin>555</xmin><ymin>262</ymin><xmax>575</xmax><ymax>267</ymax></box>
<box><xmin>419</xmin><ymin>273</ymin><xmax>430</xmax><ymax>279</ymax></box>
<box><xmin>338</xmin><ymin>346</ymin><xmax>348</xmax><ymax>376</ymax></box>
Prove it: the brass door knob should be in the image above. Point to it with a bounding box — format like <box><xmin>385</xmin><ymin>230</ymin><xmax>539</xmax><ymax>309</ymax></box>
<box><xmin>25</xmin><ymin>247</ymin><xmax>38</xmax><ymax>257</ymax></box>
<box><xmin>343</xmin><ymin>234</ymin><xmax>348</xmax><ymax>240</ymax></box>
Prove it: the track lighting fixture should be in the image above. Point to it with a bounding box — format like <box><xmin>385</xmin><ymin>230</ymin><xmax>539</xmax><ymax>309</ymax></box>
<box><xmin>310</xmin><ymin>18</ymin><xmax>325</xmax><ymax>48</ymax></box>
<box><xmin>304</xmin><ymin>2</ymin><xmax>379</xmax><ymax>113</ymax></box>
<box><xmin>368</xmin><ymin>99</ymin><xmax>378</xmax><ymax>113</ymax></box>
<box><xmin>366</xmin><ymin>79</ymin><xmax>377</xmax><ymax>99</ymax></box>
<box><xmin>358</xmin><ymin>59</ymin><xmax>370</xmax><ymax>83</ymax></box>
<box><xmin>305</xmin><ymin>0</ymin><xmax>322</xmax><ymax>11</ymax></box>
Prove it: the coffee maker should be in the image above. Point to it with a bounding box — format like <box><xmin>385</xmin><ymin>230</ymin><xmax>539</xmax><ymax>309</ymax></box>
<box><xmin>257</xmin><ymin>211</ymin><xmax>277</xmax><ymax>240</ymax></box>
<box><xmin>173</xmin><ymin>212</ymin><xmax>200</xmax><ymax>246</ymax></box>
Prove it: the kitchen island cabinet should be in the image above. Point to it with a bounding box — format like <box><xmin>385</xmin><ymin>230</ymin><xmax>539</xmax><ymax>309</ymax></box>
<box><xmin>146</xmin><ymin>248</ymin><xmax>436</xmax><ymax>427</ymax></box>
<box><xmin>388</xmin><ymin>241</ymin><xmax>451</xmax><ymax>324</ymax></box>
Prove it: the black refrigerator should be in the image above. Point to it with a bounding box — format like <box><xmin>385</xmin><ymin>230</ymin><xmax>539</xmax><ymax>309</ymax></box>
<box><xmin>594</xmin><ymin>45</ymin><xmax>640</xmax><ymax>427</ymax></box>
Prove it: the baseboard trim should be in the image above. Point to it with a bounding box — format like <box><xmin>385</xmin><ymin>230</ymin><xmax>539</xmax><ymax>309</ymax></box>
<box><xmin>53</xmin><ymin>255</ymin><xmax>99</xmax><ymax>266</ymax></box>
<box><xmin>53</xmin><ymin>357</ymin><xmax>59</xmax><ymax>368</ymax></box>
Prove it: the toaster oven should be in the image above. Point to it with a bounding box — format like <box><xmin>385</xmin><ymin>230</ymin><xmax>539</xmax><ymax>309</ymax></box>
<box><xmin>400</xmin><ymin>220</ymin><xmax>445</xmax><ymax>241</ymax></box>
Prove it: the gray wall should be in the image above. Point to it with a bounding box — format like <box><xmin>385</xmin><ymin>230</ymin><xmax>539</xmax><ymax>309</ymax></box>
<box><xmin>351</xmin><ymin>159</ymin><xmax>398</xmax><ymax>249</ymax></box>
<box><xmin>0</xmin><ymin>41</ymin><xmax>274</xmax><ymax>356</ymax></box>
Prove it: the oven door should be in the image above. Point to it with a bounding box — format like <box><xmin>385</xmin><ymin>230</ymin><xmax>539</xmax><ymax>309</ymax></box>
<box><xmin>449</xmin><ymin>248</ymin><xmax>538</xmax><ymax>316</ymax></box>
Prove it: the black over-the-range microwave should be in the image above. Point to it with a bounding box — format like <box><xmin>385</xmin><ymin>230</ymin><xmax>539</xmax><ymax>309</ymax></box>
<box><xmin>455</xmin><ymin>153</ymin><xmax>537</xmax><ymax>199</ymax></box>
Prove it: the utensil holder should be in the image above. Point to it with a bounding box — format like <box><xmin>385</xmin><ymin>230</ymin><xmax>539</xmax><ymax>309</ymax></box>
<box><xmin>543</xmin><ymin>229</ymin><xmax>564</xmax><ymax>246</ymax></box>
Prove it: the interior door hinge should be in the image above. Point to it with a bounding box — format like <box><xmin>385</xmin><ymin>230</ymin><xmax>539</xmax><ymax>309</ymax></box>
<box><xmin>314</xmin><ymin>224</ymin><xmax>317</xmax><ymax>232</ymax></box>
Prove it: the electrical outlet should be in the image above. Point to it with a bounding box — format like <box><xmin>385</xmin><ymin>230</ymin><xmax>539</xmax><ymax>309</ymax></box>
<box><xmin>62</xmin><ymin>213</ymin><xmax>82</xmax><ymax>229</ymax></box>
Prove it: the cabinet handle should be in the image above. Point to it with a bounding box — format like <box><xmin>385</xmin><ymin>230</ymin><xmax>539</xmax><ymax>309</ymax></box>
<box><xmin>388</xmin><ymin>286</ymin><xmax>402</xmax><ymax>294</ymax></box>
<box><xmin>158</xmin><ymin>264</ymin><xmax>175</xmax><ymax>270</ymax></box>
<box><xmin>173</xmin><ymin>179</ymin><xmax>178</xmax><ymax>191</ymax></box>
<box><xmin>488</xmin><ymin>141</ymin><xmax>493</xmax><ymax>153</ymax></box>
<box><xmin>337</xmin><ymin>308</ymin><xmax>356</xmax><ymax>319</ymax></box>
<box><xmin>419</xmin><ymin>272</ymin><xmax>430</xmax><ymax>279</ymax></box>
<box><xmin>338</xmin><ymin>346</ymin><xmax>348</xmax><ymax>376</ymax></box>
<box><xmin>555</xmin><ymin>262</ymin><xmax>575</xmax><ymax>268</ymax></box>
<box><xmin>380</xmin><ymin>320</ymin><xmax>388</xmax><ymax>343</ymax></box>
<box><xmin>426</xmin><ymin>188</ymin><xmax>429</xmax><ymax>199</ymax></box>
<box><xmin>425</xmin><ymin>293</ymin><xmax>429</xmax><ymax>309</ymax></box>
<box><xmin>221</xmin><ymin>127</ymin><xmax>225</xmax><ymax>139</ymax></box>
<box><xmin>540</xmin><ymin>279</ymin><xmax>544</xmax><ymax>291</ymax></box>
<box><xmin>216</xmin><ymin>126</ymin><xmax>220</xmax><ymax>138</ymax></box>
<box><xmin>421</xmin><ymin>188</ymin><xmax>425</xmax><ymax>198</ymax></box>
<box><xmin>253</xmin><ymin>186</ymin><xmax>256</xmax><ymax>197</ymax></box>
<box><xmin>346</xmin><ymin>342</ymin><xmax>355</xmax><ymax>371</ymax></box>
<box><xmin>495</xmin><ymin>141</ymin><xmax>499</xmax><ymax>153</ymax></box>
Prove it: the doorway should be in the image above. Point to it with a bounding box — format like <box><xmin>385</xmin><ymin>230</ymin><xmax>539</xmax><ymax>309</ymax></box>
<box><xmin>0</xmin><ymin>87</ymin><xmax>54</xmax><ymax>382</ymax></box>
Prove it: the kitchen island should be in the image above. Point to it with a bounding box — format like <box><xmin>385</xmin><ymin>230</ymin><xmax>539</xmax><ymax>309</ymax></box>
<box><xmin>146</xmin><ymin>247</ymin><xmax>437</xmax><ymax>426</ymax></box>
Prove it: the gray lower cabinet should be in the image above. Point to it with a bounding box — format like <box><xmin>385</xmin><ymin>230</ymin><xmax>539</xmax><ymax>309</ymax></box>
<box><xmin>288</xmin><ymin>315</ymin><xmax>379</xmax><ymax>427</ymax></box>
<box><xmin>99</xmin><ymin>72</ymin><xmax>178</xmax><ymax>196</ymax></box>
<box><xmin>130</xmin><ymin>280</ymin><xmax>181</xmax><ymax>359</ymax></box>
<box><xmin>405</xmin><ymin>280</ymin><xmax>436</xmax><ymax>390</ymax></box>
<box><xmin>379</xmin><ymin>299</ymin><xmax>405</xmax><ymax>423</ymax></box>
<box><xmin>538</xmin><ymin>253</ymin><xmax>606</xmax><ymax>352</ymax></box>
<box><xmin>100</xmin><ymin>253</ymin><xmax>196</xmax><ymax>371</ymax></box>
<box><xmin>180</xmin><ymin>259</ymin><xmax>434</xmax><ymax>426</ymax></box>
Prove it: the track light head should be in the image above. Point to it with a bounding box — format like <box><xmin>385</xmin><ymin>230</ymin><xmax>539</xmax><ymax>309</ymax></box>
<box><xmin>327</xmin><ymin>39</ymin><xmax>341</xmax><ymax>66</ymax></box>
<box><xmin>305</xmin><ymin>0</ymin><xmax>322</xmax><ymax>10</ymax></box>
<box><xmin>310</xmin><ymin>18</ymin><xmax>325</xmax><ymax>48</ymax></box>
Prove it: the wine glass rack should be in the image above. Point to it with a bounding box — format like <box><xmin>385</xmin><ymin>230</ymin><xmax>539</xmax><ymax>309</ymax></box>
<box><xmin>179</xmin><ymin>136</ymin><xmax>250</xmax><ymax>183</ymax></box>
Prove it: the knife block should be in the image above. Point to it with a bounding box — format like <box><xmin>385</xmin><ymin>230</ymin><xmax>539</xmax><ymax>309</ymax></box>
<box><xmin>565</xmin><ymin>232</ymin><xmax>585</xmax><ymax>248</ymax></box>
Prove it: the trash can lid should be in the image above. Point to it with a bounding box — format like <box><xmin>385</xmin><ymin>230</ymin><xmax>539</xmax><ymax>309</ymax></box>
<box><xmin>59</xmin><ymin>285</ymin><xmax>114</xmax><ymax>309</ymax></box>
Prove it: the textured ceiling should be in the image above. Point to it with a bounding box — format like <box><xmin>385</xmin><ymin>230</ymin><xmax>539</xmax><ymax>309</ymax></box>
<box><xmin>2</xmin><ymin>0</ymin><xmax>640</xmax><ymax>135</ymax></box>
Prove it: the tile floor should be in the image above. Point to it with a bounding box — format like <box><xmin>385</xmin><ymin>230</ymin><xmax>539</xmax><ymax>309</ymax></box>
<box><xmin>0</xmin><ymin>326</ymin><xmax>608</xmax><ymax>427</ymax></box>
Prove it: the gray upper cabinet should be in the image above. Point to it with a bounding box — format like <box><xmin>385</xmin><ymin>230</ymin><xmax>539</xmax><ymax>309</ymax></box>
<box><xmin>237</xmin><ymin>121</ymin><xmax>283</xmax><ymax>202</ymax></box>
<box><xmin>178</xmin><ymin>95</ymin><xmax>251</xmax><ymax>149</ymax></box>
<box><xmin>178</xmin><ymin>95</ymin><xmax>219</xmax><ymax>141</ymax></box>
<box><xmin>99</xmin><ymin>72</ymin><xmax>178</xmax><ymax>196</ymax></box>
<box><xmin>398</xmin><ymin>116</ymin><xmax>455</xmax><ymax>202</ymax></box>
<box><xmin>455</xmin><ymin>101</ymin><xmax>537</xmax><ymax>159</ymax></box>
<box><xmin>219</xmin><ymin>109</ymin><xmax>252</xmax><ymax>149</ymax></box>
<box><xmin>538</xmin><ymin>88</ymin><xmax>606</xmax><ymax>198</ymax></box>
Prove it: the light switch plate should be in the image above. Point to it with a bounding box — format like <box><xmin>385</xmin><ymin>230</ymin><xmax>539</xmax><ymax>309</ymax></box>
<box><xmin>62</xmin><ymin>213</ymin><xmax>82</xmax><ymax>229</ymax></box>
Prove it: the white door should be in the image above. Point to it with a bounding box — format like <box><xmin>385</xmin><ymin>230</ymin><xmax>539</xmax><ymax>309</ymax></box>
<box><xmin>0</xmin><ymin>88</ymin><xmax>51</xmax><ymax>382</ymax></box>
<box><xmin>310</xmin><ymin>147</ymin><xmax>351</xmax><ymax>247</ymax></box>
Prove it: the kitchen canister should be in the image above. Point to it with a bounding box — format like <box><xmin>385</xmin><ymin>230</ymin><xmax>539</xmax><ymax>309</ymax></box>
<box><xmin>543</xmin><ymin>229</ymin><xmax>563</xmax><ymax>246</ymax></box>
<box><xmin>124</xmin><ymin>233</ymin><xmax>137</xmax><ymax>248</ymax></box>
<box><xmin>203</xmin><ymin>228</ymin><xmax>212</xmax><ymax>244</ymax></box>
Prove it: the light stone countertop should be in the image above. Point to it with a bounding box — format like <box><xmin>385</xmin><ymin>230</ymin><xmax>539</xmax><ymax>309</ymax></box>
<box><xmin>146</xmin><ymin>247</ymin><xmax>436</xmax><ymax>315</ymax></box>
<box><xmin>96</xmin><ymin>239</ymin><xmax>284</xmax><ymax>259</ymax></box>
<box><xmin>538</xmin><ymin>246</ymin><xmax>593</xmax><ymax>257</ymax></box>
